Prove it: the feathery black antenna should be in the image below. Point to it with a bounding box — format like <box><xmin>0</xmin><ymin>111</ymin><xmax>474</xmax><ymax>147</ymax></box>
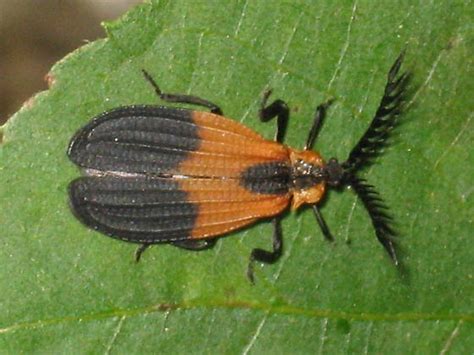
<box><xmin>348</xmin><ymin>176</ymin><xmax>398</xmax><ymax>264</ymax></box>
<box><xmin>339</xmin><ymin>52</ymin><xmax>410</xmax><ymax>264</ymax></box>
<box><xmin>343</xmin><ymin>51</ymin><xmax>410</xmax><ymax>174</ymax></box>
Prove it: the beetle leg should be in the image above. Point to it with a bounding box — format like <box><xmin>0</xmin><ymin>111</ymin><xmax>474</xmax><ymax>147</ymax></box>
<box><xmin>259</xmin><ymin>90</ymin><xmax>289</xmax><ymax>143</ymax></box>
<box><xmin>312</xmin><ymin>205</ymin><xmax>334</xmax><ymax>241</ymax></box>
<box><xmin>247</xmin><ymin>217</ymin><xmax>283</xmax><ymax>284</ymax></box>
<box><xmin>134</xmin><ymin>243</ymin><xmax>151</xmax><ymax>262</ymax></box>
<box><xmin>305</xmin><ymin>99</ymin><xmax>334</xmax><ymax>150</ymax></box>
<box><xmin>172</xmin><ymin>239</ymin><xmax>217</xmax><ymax>251</ymax></box>
<box><xmin>142</xmin><ymin>70</ymin><xmax>223</xmax><ymax>115</ymax></box>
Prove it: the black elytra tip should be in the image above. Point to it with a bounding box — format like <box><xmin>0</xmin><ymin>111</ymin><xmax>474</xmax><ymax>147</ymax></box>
<box><xmin>67</xmin><ymin>106</ymin><xmax>199</xmax><ymax>174</ymax></box>
<box><xmin>69</xmin><ymin>176</ymin><xmax>199</xmax><ymax>245</ymax></box>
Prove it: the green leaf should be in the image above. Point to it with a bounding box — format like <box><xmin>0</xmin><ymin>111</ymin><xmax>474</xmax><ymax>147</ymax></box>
<box><xmin>1</xmin><ymin>1</ymin><xmax>473</xmax><ymax>353</ymax></box>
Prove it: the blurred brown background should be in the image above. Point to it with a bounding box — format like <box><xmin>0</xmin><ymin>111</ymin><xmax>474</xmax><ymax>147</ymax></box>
<box><xmin>0</xmin><ymin>0</ymin><xmax>142</xmax><ymax>125</ymax></box>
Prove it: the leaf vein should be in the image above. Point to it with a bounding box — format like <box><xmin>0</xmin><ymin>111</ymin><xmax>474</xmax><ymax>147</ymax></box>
<box><xmin>440</xmin><ymin>320</ymin><xmax>463</xmax><ymax>355</ymax></box>
<box><xmin>0</xmin><ymin>301</ymin><xmax>473</xmax><ymax>336</ymax></box>
<box><xmin>242</xmin><ymin>312</ymin><xmax>268</xmax><ymax>355</ymax></box>
<box><xmin>234</xmin><ymin>0</ymin><xmax>249</xmax><ymax>36</ymax></box>
<box><xmin>318</xmin><ymin>318</ymin><xmax>329</xmax><ymax>354</ymax></box>
<box><xmin>104</xmin><ymin>315</ymin><xmax>125</xmax><ymax>355</ymax></box>
<box><xmin>433</xmin><ymin>113</ymin><xmax>473</xmax><ymax>169</ymax></box>
<box><xmin>327</xmin><ymin>0</ymin><xmax>358</xmax><ymax>91</ymax></box>
<box><xmin>407</xmin><ymin>49</ymin><xmax>444</xmax><ymax>109</ymax></box>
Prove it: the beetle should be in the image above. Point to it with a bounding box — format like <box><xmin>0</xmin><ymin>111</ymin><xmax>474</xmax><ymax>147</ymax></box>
<box><xmin>68</xmin><ymin>53</ymin><xmax>409</xmax><ymax>282</ymax></box>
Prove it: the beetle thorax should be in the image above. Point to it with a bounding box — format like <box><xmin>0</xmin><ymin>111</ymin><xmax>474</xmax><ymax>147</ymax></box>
<box><xmin>289</xmin><ymin>150</ymin><xmax>326</xmax><ymax>209</ymax></box>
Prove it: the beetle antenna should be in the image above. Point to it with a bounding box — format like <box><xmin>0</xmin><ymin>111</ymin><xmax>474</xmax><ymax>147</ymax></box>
<box><xmin>338</xmin><ymin>52</ymin><xmax>410</xmax><ymax>264</ymax></box>
<box><xmin>348</xmin><ymin>176</ymin><xmax>399</xmax><ymax>264</ymax></box>
<box><xmin>342</xmin><ymin>51</ymin><xmax>410</xmax><ymax>174</ymax></box>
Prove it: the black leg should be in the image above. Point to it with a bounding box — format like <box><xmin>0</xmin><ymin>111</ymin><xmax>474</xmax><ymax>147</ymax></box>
<box><xmin>142</xmin><ymin>70</ymin><xmax>223</xmax><ymax>115</ymax></box>
<box><xmin>247</xmin><ymin>218</ymin><xmax>283</xmax><ymax>284</ymax></box>
<box><xmin>172</xmin><ymin>239</ymin><xmax>217</xmax><ymax>251</ymax></box>
<box><xmin>259</xmin><ymin>90</ymin><xmax>289</xmax><ymax>143</ymax></box>
<box><xmin>135</xmin><ymin>243</ymin><xmax>151</xmax><ymax>262</ymax></box>
<box><xmin>305</xmin><ymin>99</ymin><xmax>334</xmax><ymax>150</ymax></box>
<box><xmin>135</xmin><ymin>239</ymin><xmax>217</xmax><ymax>262</ymax></box>
<box><xmin>312</xmin><ymin>205</ymin><xmax>334</xmax><ymax>241</ymax></box>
